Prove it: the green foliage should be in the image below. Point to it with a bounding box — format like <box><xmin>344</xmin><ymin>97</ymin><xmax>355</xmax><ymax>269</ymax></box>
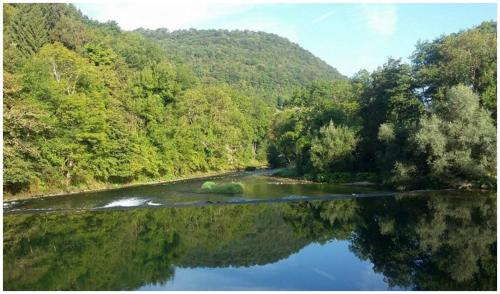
<box><xmin>52</xmin><ymin>17</ymin><xmax>90</xmax><ymax>51</ymax></box>
<box><xmin>310</xmin><ymin>121</ymin><xmax>358</xmax><ymax>171</ymax></box>
<box><xmin>84</xmin><ymin>42</ymin><xmax>118</xmax><ymax>66</ymax></box>
<box><xmin>136</xmin><ymin>28</ymin><xmax>345</xmax><ymax>104</ymax></box>
<box><xmin>3</xmin><ymin>82</ymin><xmax>54</xmax><ymax>192</ymax></box>
<box><xmin>412</xmin><ymin>21</ymin><xmax>497</xmax><ymax>117</ymax></box>
<box><xmin>272</xmin><ymin>168</ymin><xmax>301</xmax><ymax>178</ymax></box>
<box><xmin>3</xmin><ymin>3</ymin><xmax>272</xmax><ymax>196</ymax></box>
<box><xmin>200</xmin><ymin>181</ymin><xmax>217</xmax><ymax>190</ymax></box>
<box><xmin>200</xmin><ymin>181</ymin><xmax>244</xmax><ymax>194</ymax></box>
<box><xmin>3</xmin><ymin>3</ymin><xmax>497</xmax><ymax>193</ymax></box>
<box><xmin>387</xmin><ymin>162</ymin><xmax>418</xmax><ymax>191</ymax></box>
<box><xmin>168</xmin><ymin>86</ymin><xmax>266</xmax><ymax>174</ymax></box>
<box><xmin>357</xmin><ymin>58</ymin><xmax>423</xmax><ymax>174</ymax></box>
<box><xmin>268</xmin><ymin>80</ymin><xmax>361</xmax><ymax>174</ymax></box>
<box><xmin>5</xmin><ymin>4</ymin><xmax>49</xmax><ymax>58</ymax></box>
<box><xmin>269</xmin><ymin>22</ymin><xmax>496</xmax><ymax>189</ymax></box>
<box><xmin>415</xmin><ymin>85</ymin><xmax>496</xmax><ymax>184</ymax></box>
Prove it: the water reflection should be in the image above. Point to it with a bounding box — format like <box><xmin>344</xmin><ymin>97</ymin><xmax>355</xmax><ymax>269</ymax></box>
<box><xmin>3</xmin><ymin>191</ymin><xmax>496</xmax><ymax>290</ymax></box>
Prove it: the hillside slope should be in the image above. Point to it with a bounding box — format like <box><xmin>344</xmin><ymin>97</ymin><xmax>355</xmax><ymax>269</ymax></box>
<box><xmin>136</xmin><ymin>28</ymin><xmax>345</xmax><ymax>103</ymax></box>
<box><xmin>3</xmin><ymin>3</ymin><xmax>273</xmax><ymax>196</ymax></box>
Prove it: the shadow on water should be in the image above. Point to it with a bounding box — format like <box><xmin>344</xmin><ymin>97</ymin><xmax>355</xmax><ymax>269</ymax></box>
<box><xmin>3</xmin><ymin>190</ymin><xmax>496</xmax><ymax>290</ymax></box>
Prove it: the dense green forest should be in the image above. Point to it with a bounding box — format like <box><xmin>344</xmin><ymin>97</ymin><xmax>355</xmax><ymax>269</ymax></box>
<box><xmin>268</xmin><ymin>21</ymin><xmax>497</xmax><ymax>190</ymax></box>
<box><xmin>2</xmin><ymin>3</ymin><xmax>497</xmax><ymax>197</ymax></box>
<box><xmin>3</xmin><ymin>3</ymin><xmax>278</xmax><ymax>196</ymax></box>
<box><xmin>135</xmin><ymin>28</ymin><xmax>344</xmax><ymax>104</ymax></box>
<box><xmin>4</xmin><ymin>193</ymin><xmax>496</xmax><ymax>290</ymax></box>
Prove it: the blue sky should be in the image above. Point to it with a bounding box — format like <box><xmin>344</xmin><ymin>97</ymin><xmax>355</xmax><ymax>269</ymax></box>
<box><xmin>75</xmin><ymin>3</ymin><xmax>496</xmax><ymax>77</ymax></box>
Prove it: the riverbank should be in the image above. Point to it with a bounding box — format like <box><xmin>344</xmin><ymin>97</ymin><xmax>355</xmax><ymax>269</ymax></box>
<box><xmin>3</xmin><ymin>166</ymin><xmax>268</xmax><ymax>202</ymax></box>
<box><xmin>269</xmin><ymin>168</ymin><xmax>381</xmax><ymax>186</ymax></box>
<box><xmin>269</xmin><ymin>167</ymin><xmax>496</xmax><ymax>191</ymax></box>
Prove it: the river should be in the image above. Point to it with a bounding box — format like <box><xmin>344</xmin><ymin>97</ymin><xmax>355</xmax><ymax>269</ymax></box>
<box><xmin>3</xmin><ymin>170</ymin><xmax>496</xmax><ymax>290</ymax></box>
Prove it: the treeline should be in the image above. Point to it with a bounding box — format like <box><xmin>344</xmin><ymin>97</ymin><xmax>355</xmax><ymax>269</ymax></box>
<box><xmin>268</xmin><ymin>21</ymin><xmax>497</xmax><ymax>189</ymax></box>
<box><xmin>3</xmin><ymin>3</ymin><xmax>275</xmax><ymax>195</ymax></box>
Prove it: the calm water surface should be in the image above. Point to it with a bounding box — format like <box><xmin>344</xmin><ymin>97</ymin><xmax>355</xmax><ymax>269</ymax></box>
<box><xmin>3</xmin><ymin>170</ymin><xmax>388</xmax><ymax>212</ymax></box>
<box><xmin>3</xmin><ymin>171</ymin><xmax>497</xmax><ymax>290</ymax></box>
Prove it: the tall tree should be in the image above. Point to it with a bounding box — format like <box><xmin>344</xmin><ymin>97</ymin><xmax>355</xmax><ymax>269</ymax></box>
<box><xmin>6</xmin><ymin>4</ymin><xmax>49</xmax><ymax>58</ymax></box>
<box><xmin>415</xmin><ymin>85</ymin><xmax>496</xmax><ymax>185</ymax></box>
<box><xmin>412</xmin><ymin>21</ymin><xmax>497</xmax><ymax>117</ymax></box>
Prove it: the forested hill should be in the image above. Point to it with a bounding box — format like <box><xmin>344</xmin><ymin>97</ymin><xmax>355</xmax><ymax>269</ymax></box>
<box><xmin>3</xmin><ymin>3</ymin><xmax>275</xmax><ymax>197</ymax></box>
<box><xmin>135</xmin><ymin>28</ymin><xmax>344</xmax><ymax>103</ymax></box>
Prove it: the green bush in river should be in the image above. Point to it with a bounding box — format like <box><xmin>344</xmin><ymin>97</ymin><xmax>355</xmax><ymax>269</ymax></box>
<box><xmin>201</xmin><ymin>181</ymin><xmax>217</xmax><ymax>191</ymax></box>
<box><xmin>200</xmin><ymin>181</ymin><xmax>244</xmax><ymax>194</ymax></box>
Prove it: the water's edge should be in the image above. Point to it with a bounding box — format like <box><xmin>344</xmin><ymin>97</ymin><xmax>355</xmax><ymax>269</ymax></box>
<box><xmin>3</xmin><ymin>168</ymin><xmax>269</xmax><ymax>202</ymax></box>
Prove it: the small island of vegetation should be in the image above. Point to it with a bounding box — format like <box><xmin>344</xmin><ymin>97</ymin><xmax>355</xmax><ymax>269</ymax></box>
<box><xmin>200</xmin><ymin>181</ymin><xmax>244</xmax><ymax>194</ymax></box>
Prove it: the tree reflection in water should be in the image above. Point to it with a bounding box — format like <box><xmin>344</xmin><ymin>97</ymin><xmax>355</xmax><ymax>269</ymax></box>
<box><xmin>3</xmin><ymin>192</ymin><xmax>496</xmax><ymax>290</ymax></box>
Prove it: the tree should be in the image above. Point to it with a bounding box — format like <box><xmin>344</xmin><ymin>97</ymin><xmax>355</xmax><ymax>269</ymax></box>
<box><xmin>357</xmin><ymin>58</ymin><xmax>424</xmax><ymax>175</ymax></box>
<box><xmin>6</xmin><ymin>4</ymin><xmax>49</xmax><ymax>58</ymax></box>
<box><xmin>412</xmin><ymin>21</ymin><xmax>497</xmax><ymax>117</ymax></box>
<box><xmin>3</xmin><ymin>98</ymin><xmax>54</xmax><ymax>193</ymax></box>
<box><xmin>50</xmin><ymin>15</ymin><xmax>90</xmax><ymax>51</ymax></box>
<box><xmin>310</xmin><ymin>121</ymin><xmax>358</xmax><ymax>171</ymax></box>
<box><xmin>268</xmin><ymin>80</ymin><xmax>361</xmax><ymax>173</ymax></box>
<box><xmin>171</xmin><ymin>86</ymin><xmax>256</xmax><ymax>173</ymax></box>
<box><xmin>415</xmin><ymin>85</ymin><xmax>496</xmax><ymax>185</ymax></box>
<box><xmin>136</xmin><ymin>28</ymin><xmax>344</xmax><ymax>104</ymax></box>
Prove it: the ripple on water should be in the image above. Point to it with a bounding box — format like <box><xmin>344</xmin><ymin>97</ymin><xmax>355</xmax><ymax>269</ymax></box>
<box><xmin>102</xmin><ymin>197</ymin><xmax>148</xmax><ymax>208</ymax></box>
<box><xmin>146</xmin><ymin>201</ymin><xmax>162</xmax><ymax>206</ymax></box>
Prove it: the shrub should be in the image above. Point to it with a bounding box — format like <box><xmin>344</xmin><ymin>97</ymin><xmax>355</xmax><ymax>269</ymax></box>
<box><xmin>201</xmin><ymin>181</ymin><xmax>216</xmax><ymax>191</ymax></box>
<box><xmin>200</xmin><ymin>181</ymin><xmax>244</xmax><ymax>194</ymax></box>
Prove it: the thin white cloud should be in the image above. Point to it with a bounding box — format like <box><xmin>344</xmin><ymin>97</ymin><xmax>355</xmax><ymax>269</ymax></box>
<box><xmin>75</xmin><ymin>2</ymin><xmax>252</xmax><ymax>31</ymax></box>
<box><xmin>312</xmin><ymin>10</ymin><xmax>335</xmax><ymax>24</ymax></box>
<box><xmin>360</xmin><ymin>5</ymin><xmax>397</xmax><ymax>37</ymax></box>
<box><xmin>311</xmin><ymin>267</ymin><xmax>336</xmax><ymax>282</ymax></box>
